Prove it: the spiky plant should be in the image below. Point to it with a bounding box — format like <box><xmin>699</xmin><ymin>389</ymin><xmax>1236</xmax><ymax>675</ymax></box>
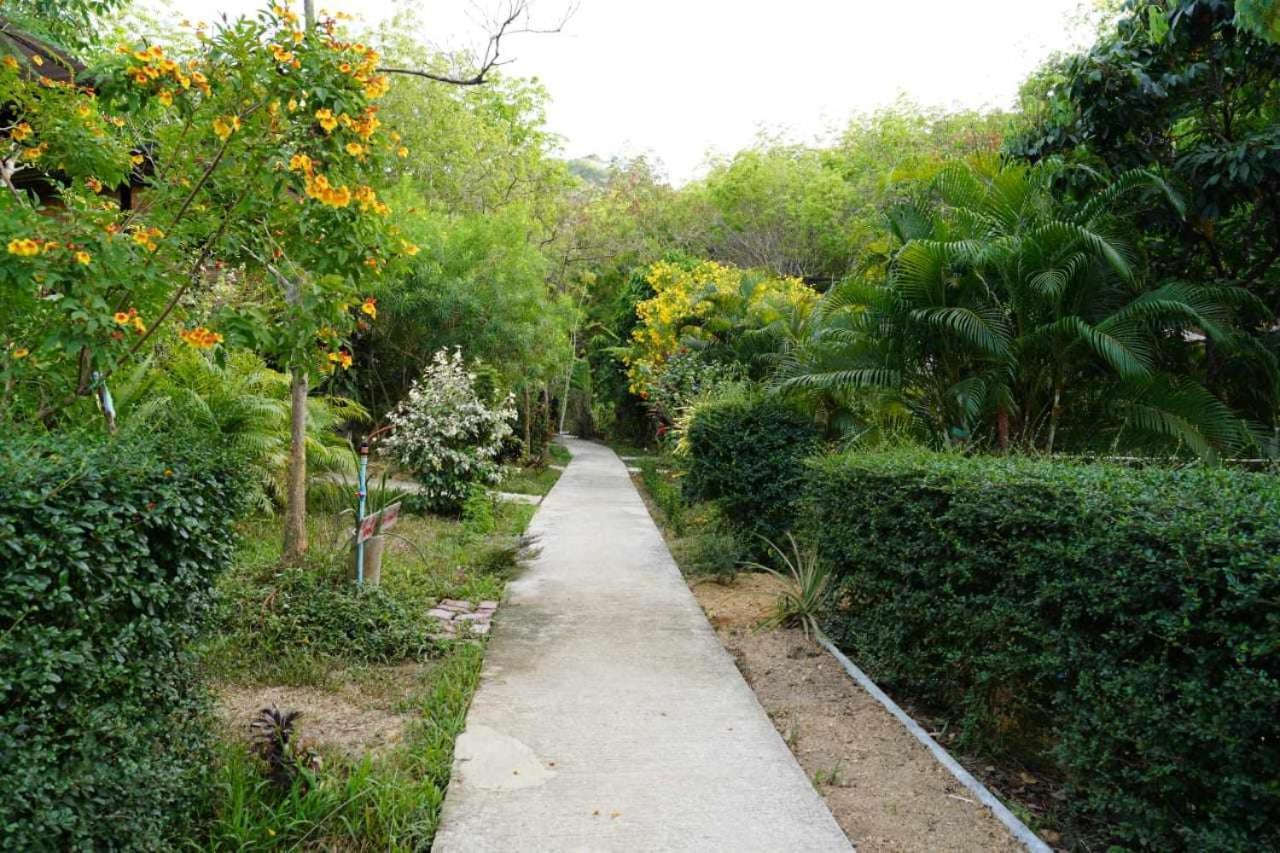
<box><xmin>743</xmin><ymin>533</ymin><xmax>832</xmax><ymax>639</ymax></box>
<box><xmin>249</xmin><ymin>706</ymin><xmax>318</xmax><ymax>790</ymax></box>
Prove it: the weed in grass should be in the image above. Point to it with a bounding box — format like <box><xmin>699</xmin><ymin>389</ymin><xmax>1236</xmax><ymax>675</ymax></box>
<box><xmin>639</xmin><ymin>459</ymin><xmax>685</xmax><ymax>535</ymax></box>
<box><xmin>813</xmin><ymin>762</ymin><xmax>843</xmax><ymax>787</ymax></box>
<box><xmin>462</xmin><ymin>484</ymin><xmax>498</xmax><ymax>534</ymax></box>
<box><xmin>672</xmin><ymin>530</ymin><xmax>743</xmax><ymax>583</ymax></box>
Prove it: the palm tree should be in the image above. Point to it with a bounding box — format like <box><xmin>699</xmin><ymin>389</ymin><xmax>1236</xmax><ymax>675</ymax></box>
<box><xmin>114</xmin><ymin>348</ymin><xmax>367</xmax><ymax>513</ymax></box>
<box><xmin>773</xmin><ymin>157</ymin><xmax>1271</xmax><ymax>459</ymax></box>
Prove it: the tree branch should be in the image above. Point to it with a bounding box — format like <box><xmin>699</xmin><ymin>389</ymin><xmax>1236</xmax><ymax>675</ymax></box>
<box><xmin>377</xmin><ymin>1</ymin><xmax>574</xmax><ymax>86</ymax></box>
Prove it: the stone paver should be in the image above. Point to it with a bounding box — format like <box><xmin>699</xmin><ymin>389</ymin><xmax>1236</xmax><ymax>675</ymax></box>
<box><xmin>429</xmin><ymin>599</ymin><xmax>499</xmax><ymax>639</ymax></box>
<box><xmin>434</xmin><ymin>438</ymin><xmax>851</xmax><ymax>852</ymax></box>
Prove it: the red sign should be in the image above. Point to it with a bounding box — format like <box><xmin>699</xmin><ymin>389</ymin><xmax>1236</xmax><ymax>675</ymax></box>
<box><xmin>357</xmin><ymin>512</ymin><xmax>379</xmax><ymax>544</ymax></box>
<box><xmin>380</xmin><ymin>502</ymin><xmax>400</xmax><ymax>533</ymax></box>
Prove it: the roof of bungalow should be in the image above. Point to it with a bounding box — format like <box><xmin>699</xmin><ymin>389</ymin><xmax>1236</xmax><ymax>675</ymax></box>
<box><xmin>0</xmin><ymin>16</ymin><xmax>87</xmax><ymax>85</ymax></box>
<box><xmin>1</xmin><ymin>18</ymin><xmax>150</xmax><ymax>204</ymax></box>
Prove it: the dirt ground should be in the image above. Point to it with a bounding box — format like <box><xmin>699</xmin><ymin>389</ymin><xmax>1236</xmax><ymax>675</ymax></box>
<box><xmin>216</xmin><ymin>663</ymin><xmax>425</xmax><ymax>758</ymax></box>
<box><xmin>694</xmin><ymin>573</ymin><xmax>1024</xmax><ymax>853</ymax></box>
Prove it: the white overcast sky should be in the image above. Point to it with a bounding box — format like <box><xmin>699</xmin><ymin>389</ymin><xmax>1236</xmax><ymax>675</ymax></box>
<box><xmin>155</xmin><ymin>0</ymin><xmax>1095</xmax><ymax>183</ymax></box>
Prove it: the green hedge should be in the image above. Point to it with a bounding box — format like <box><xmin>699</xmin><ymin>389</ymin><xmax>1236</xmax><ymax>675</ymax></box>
<box><xmin>0</xmin><ymin>433</ymin><xmax>245</xmax><ymax>848</ymax></box>
<box><xmin>681</xmin><ymin>393</ymin><xmax>819</xmax><ymax>548</ymax></box>
<box><xmin>802</xmin><ymin>449</ymin><xmax>1280</xmax><ymax>850</ymax></box>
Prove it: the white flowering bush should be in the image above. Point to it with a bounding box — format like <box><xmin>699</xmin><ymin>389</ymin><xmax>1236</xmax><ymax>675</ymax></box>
<box><xmin>381</xmin><ymin>348</ymin><xmax>517</xmax><ymax>512</ymax></box>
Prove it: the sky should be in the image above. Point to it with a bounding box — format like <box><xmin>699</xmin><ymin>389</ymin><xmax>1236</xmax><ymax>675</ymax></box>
<box><xmin>159</xmin><ymin>0</ymin><xmax>1095</xmax><ymax>183</ymax></box>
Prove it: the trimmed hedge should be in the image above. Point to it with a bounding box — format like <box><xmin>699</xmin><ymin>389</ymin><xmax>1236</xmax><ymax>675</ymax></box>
<box><xmin>681</xmin><ymin>393</ymin><xmax>819</xmax><ymax>548</ymax></box>
<box><xmin>802</xmin><ymin>449</ymin><xmax>1280</xmax><ymax>850</ymax></box>
<box><xmin>0</xmin><ymin>433</ymin><xmax>245</xmax><ymax>848</ymax></box>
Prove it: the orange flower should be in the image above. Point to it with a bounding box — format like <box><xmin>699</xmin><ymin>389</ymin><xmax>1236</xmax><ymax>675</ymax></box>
<box><xmin>345</xmin><ymin>142</ymin><xmax>364</xmax><ymax>157</ymax></box>
<box><xmin>401</xmin><ymin>240</ymin><xmax>420</xmax><ymax>257</ymax></box>
<box><xmin>12</xmin><ymin>347</ymin><xmax>29</xmax><ymax>359</ymax></box>
<box><xmin>157</xmin><ymin>89</ymin><xmax>173</xmax><ymax>106</ymax></box>
<box><xmin>397</xmin><ymin>146</ymin><xmax>408</xmax><ymax>158</ymax></box>
<box><xmin>270</xmin><ymin>44</ymin><xmax>294</xmax><ymax>63</ymax></box>
<box><xmin>360</xmin><ymin>297</ymin><xmax>377</xmax><ymax>319</ymax></box>
<box><xmin>180</xmin><ymin>326</ymin><xmax>223</xmax><ymax>348</ymax></box>
<box><xmin>86</xmin><ymin>177</ymin><xmax>104</xmax><ymax>192</ymax></box>
<box><xmin>74</xmin><ymin>251</ymin><xmax>91</xmax><ymax>265</ymax></box>
<box><xmin>113</xmin><ymin>311</ymin><xmax>131</xmax><ymax>325</ymax></box>
<box><xmin>11</xmin><ymin>122</ymin><xmax>31</xmax><ymax>141</ymax></box>
<box><xmin>288</xmin><ymin>152</ymin><xmax>312</xmax><ymax>173</ymax></box>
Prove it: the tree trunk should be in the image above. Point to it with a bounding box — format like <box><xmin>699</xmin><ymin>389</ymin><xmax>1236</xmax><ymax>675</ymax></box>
<box><xmin>523</xmin><ymin>385</ymin><xmax>532</xmax><ymax>455</ymax></box>
<box><xmin>1046</xmin><ymin>383</ymin><xmax>1061</xmax><ymax>455</ymax></box>
<box><xmin>282</xmin><ymin>366</ymin><xmax>309</xmax><ymax>562</ymax></box>
<box><xmin>541</xmin><ymin>384</ymin><xmax>552</xmax><ymax>463</ymax></box>
<box><xmin>996</xmin><ymin>405</ymin><xmax>1010</xmax><ymax>452</ymax></box>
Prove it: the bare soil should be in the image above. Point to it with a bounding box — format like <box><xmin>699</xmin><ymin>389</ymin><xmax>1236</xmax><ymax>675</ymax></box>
<box><xmin>216</xmin><ymin>663</ymin><xmax>426</xmax><ymax>758</ymax></box>
<box><xmin>694</xmin><ymin>573</ymin><xmax>1023</xmax><ymax>853</ymax></box>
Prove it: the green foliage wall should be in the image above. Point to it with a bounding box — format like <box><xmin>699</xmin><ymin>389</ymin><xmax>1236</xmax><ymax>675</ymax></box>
<box><xmin>802</xmin><ymin>450</ymin><xmax>1280</xmax><ymax>849</ymax></box>
<box><xmin>681</xmin><ymin>393</ymin><xmax>820</xmax><ymax>548</ymax></box>
<box><xmin>0</xmin><ymin>433</ymin><xmax>245</xmax><ymax>848</ymax></box>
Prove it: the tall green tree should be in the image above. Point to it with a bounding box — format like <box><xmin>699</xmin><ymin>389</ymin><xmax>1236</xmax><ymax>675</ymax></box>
<box><xmin>775</xmin><ymin>158</ymin><xmax>1268</xmax><ymax>459</ymax></box>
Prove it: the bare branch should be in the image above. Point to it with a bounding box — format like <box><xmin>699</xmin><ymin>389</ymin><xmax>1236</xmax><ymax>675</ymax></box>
<box><xmin>378</xmin><ymin>1</ymin><xmax>575</xmax><ymax>86</ymax></box>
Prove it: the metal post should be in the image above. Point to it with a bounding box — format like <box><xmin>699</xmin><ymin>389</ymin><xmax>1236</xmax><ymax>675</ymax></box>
<box><xmin>356</xmin><ymin>440</ymin><xmax>369</xmax><ymax>585</ymax></box>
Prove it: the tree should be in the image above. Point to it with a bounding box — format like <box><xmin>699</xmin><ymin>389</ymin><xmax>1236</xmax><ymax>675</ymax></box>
<box><xmin>1008</xmin><ymin>0</ymin><xmax>1280</xmax><ymax>432</ymax></box>
<box><xmin>775</xmin><ymin>158</ymin><xmax>1267</xmax><ymax>459</ymax></box>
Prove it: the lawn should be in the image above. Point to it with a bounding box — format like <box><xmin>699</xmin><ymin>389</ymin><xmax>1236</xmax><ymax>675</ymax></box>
<box><xmin>192</xmin><ymin>487</ymin><xmax>540</xmax><ymax>849</ymax></box>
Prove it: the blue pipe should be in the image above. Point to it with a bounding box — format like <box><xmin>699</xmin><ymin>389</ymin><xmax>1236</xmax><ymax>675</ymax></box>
<box><xmin>356</xmin><ymin>440</ymin><xmax>369</xmax><ymax>585</ymax></box>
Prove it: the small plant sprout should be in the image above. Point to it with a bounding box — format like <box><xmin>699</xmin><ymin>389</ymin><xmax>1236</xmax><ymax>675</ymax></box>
<box><xmin>743</xmin><ymin>533</ymin><xmax>832</xmax><ymax>639</ymax></box>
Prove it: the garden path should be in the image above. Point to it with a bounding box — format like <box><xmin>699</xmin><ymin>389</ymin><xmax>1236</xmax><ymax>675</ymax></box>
<box><xmin>433</xmin><ymin>438</ymin><xmax>851</xmax><ymax>852</ymax></box>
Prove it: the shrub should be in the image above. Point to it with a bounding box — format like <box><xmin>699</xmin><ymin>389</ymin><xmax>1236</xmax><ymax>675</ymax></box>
<box><xmin>381</xmin><ymin>348</ymin><xmax>517</xmax><ymax>513</ymax></box>
<box><xmin>639</xmin><ymin>459</ymin><xmax>686</xmax><ymax>535</ymax></box>
<box><xmin>0</xmin><ymin>431</ymin><xmax>246</xmax><ymax>848</ymax></box>
<box><xmin>681</xmin><ymin>391</ymin><xmax>819</xmax><ymax>547</ymax></box>
<box><xmin>802</xmin><ymin>449</ymin><xmax>1280</xmax><ymax>849</ymax></box>
<box><xmin>211</xmin><ymin>559</ymin><xmax>441</xmax><ymax>668</ymax></box>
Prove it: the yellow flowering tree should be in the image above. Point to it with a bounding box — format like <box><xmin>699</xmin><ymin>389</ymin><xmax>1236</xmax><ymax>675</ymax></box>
<box><xmin>0</xmin><ymin>5</ymin><xmax>411</xmax><ymax>429</ymax></box>
<box><xmin>623</xmin><ymin>258</ymin><xmax>815</xmax><ymax>400</ymax></box>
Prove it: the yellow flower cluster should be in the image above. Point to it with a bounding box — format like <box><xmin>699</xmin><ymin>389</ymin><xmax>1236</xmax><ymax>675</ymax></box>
<box><xmin>113</xmin><ymin>307</ymin><xmax>146</xmax><ymax>333</ymax></box>
<box><xmin>131</xmin><ymin>226</ymin><xmax>164</xmax><ymax>252</ymax></box>
<box><xmin>354</xmin><ymin>185</ymin><xmax>389</xmax><ymax>215</ymax></box>
<box><xmin>212</xmin><ymin>115</ymin><xmax>241</xmax><ymax>141</ymax></box>
<box><xmin>326</xmin><ymin>348</ymin><xmax>353</xmax><ymax>370</ymax></box>
<box><xmin>11</xmin><ymin>122</ymin><xmax>31</xmax><ymax>141</ymax></box>
<box><xmin>626</xmin><ymin>260</ymin><xmax>814</xmax><ymax>394</ymax></box>
<box><xmin>7</xmin><ymin>238</ymin><xmax>41</xmax><ymax>257</ymax></box>
<box><xmin>122</xmin><ymin>43</ymin><xmax>209</xmax><ymax>97</ymax></box>
<box><xmin>303</xmin><ymin>173</ymin><xmax>352</xmax><ymax>208</ymax></box>
<box><xmin>180</xmin><ymin>326</ymin><xmax>223</xmax><ymax>348</ymax></box>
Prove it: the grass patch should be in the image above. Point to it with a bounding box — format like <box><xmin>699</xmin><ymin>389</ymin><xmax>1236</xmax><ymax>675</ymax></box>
<box><xmin>498</xmin><ymin>464</ymin><xmax>561</xmax><ymax>496</ymax></box>
<box><xmin>632</xmin><ymin>454</ymin><xmax>744</xmax><ymax>582</ymax></box>
<box><xmin>193</xmin><ymin>484</ymin><xmax>538</xmax><ymax>848</ymax></box>
<box><xmin>202</xmin><ymin>643</ymin><xmax>483</xmax><ymax>850</ymax></box>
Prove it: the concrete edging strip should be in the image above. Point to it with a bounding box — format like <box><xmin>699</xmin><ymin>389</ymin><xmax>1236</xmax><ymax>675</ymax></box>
<box><xmin>816</xmin><ymin>633</ymin><xmax>1052</xmax><ymax>853</ymax></box>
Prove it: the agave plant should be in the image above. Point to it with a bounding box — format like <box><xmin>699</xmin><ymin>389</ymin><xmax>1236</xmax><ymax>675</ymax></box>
<box><xmin>249</xmin><ymin>706</ymin><xmax>319</xmax><ymax>790</ymax></box>
<box><xmin>742</xmin><ymin>533</ymin><xmax>832</xmax><ymax>639</ymax></box>
<box><xmin>771</xmin><ymin>157</ymin><xmax>1273</xmax><ymax>459</ymax></box>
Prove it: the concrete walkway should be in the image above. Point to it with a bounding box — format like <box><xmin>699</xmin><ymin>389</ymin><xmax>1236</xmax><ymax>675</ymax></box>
<box><xmin>434</xmin><ymin>438</ymin><xmax>851</xmax><ymax>852</ymax></box>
